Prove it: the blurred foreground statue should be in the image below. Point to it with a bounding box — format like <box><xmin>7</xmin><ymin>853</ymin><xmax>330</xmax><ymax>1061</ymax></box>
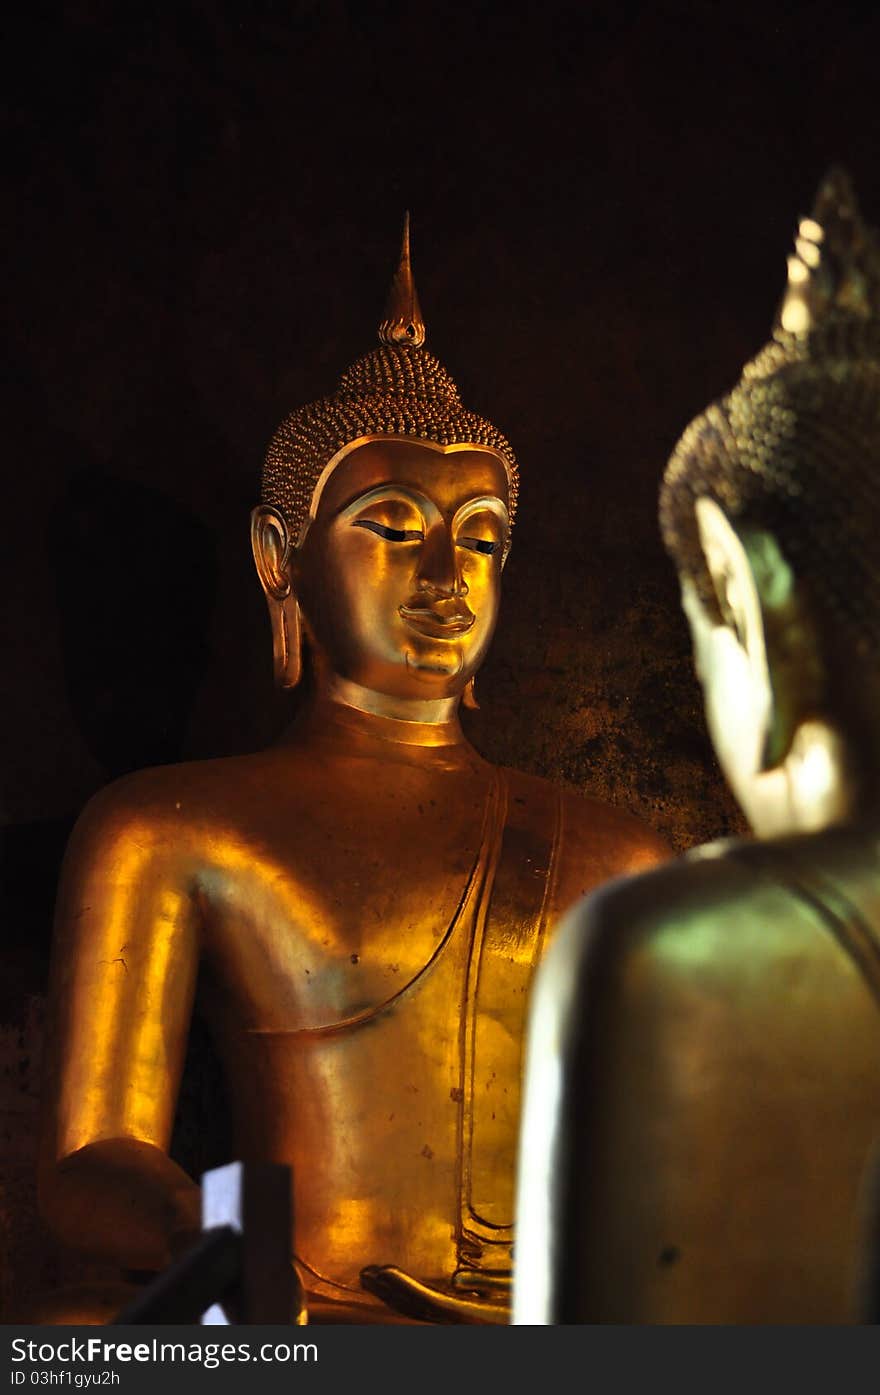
<box><xmin>513</xmin><ymin>171</ymin><xmax>880</xmax><ymax>1324</ymax></box>
<box><xmin>39</xmin><ymin>220</ymin><xmax>667</xmax><ymax>1324</ymax></box>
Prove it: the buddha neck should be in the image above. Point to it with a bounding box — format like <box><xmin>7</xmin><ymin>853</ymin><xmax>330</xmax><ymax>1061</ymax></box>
<box><xmin>324</xmin><ymin>674</ymin><xmax>463</xmax><ymax>735</ymax></box>
<box><xmin>285</xmin><ymin>677</ymin><xmax>479</xmax><ymax>762</ymax></box>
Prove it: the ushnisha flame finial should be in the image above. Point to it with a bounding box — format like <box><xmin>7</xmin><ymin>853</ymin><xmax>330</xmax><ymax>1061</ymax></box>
<box><xmin>378</xmin><ymin>211</ymin><xmax>426</xmax><ymax>348</ymax></box>
<box><xmin>776</xmin><ymin>168</ymin><xmax>880</xmax><ymax>336</ymax></box>
<box><xmin>261</xmin><ymin>213</ymin><xmax>519</xmax><ymax>552</ymax></box>
<box><xmin>661</xmin><ymin>169</ymin><xmax>880</xmax><ymax>658</ymax></box>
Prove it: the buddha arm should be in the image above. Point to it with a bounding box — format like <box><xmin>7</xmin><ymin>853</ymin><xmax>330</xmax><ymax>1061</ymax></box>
<box><xmin>39</xmin><ymin>786</ymin><xmax>202</xmax><ymax>1271</ymax></box>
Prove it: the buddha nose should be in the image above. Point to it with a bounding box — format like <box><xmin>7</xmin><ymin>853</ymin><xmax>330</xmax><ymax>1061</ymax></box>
<box><xmin>416</xmin><ymin>525</ymin><xmax>468</xmax><ymax>597</ymax></box>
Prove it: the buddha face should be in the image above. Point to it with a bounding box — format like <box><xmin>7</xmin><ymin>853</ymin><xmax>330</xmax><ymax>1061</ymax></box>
<box><xmin>681</xmin><ymin>497</ymin><xmax>853</xmax><ymax>837</ymax></box>
<box><xmin>681</xmin><ymin>570</ymin><xmax>774</xmax><ymax>832</ymax></box>
<box><xmin>294</xmin><ymin>438</ymin><xmax>510</xmax><ymax>701</ymax></box>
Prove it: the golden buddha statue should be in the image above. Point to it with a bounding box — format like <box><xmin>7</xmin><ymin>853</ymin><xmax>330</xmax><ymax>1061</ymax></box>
<box><xmin>38</xmin><ymin>220</ymin><xmax>667</xmax><ymax>1324</ymax></box>
<box><xmin>513</xmin><ymin>171</ymin><xmax>880</xmax><ymax>1325</ymax></box>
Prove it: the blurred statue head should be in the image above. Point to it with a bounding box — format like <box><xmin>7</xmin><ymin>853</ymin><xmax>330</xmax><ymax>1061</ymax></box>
<box><xmin>660</xmin><ymin>170</ymin><xmax>880</xmax><ymax>835</ymax></box>
<box><xmin>251</xmin><ymin>217</ymin><xmax>517</xmax><ymax>714</ymax></box>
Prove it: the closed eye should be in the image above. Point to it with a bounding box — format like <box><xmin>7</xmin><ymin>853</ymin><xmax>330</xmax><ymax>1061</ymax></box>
<box><xmin>353</xmin><ymin>520</ymin><xmax>424</xmax><ymax>543</ymax></box>
<box><xmin>457</xmin><ymin>537</ymin><xmax>501</xmax><ymax>555</ymax></box>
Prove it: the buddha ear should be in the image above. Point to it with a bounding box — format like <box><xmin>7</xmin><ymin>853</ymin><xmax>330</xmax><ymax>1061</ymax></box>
<box><xmin>250</xmin><ymin>506</ymin><xmax>302</xmax><ymax>689</ymax></box>
<box><xmin>694</xmin><ymin>498</ymin><xmax>822</xmax><ymax>771</ymax></box>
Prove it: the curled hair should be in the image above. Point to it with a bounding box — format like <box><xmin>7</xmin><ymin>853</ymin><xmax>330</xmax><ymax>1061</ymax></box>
<box><xmin>261</xmin><ymin>344</ymin><xmax>518</xmax><ymax>549</ymax></box>
<box><xmin>661</xmin><ymin>170</ymin><xmax>880</xmax><ymax>660</ymax></box>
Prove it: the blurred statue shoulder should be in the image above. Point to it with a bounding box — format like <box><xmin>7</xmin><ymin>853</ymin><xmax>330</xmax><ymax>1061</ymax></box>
<box><xmin>552</xmin><ymin>827</ymin><xmax>880</xmax><ymax>1007</ymax></box>
<box><xmin>521</xmin><ymin>828</ymin><xmax>880</xmax><ymax>1323</ymax></box>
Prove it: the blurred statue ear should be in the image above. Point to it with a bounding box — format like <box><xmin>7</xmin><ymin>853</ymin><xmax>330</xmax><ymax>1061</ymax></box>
<box><xmin>250</xmin><ymin>506</ymin><xmax>302</xmax><ymax>689</ymax></box>
<box><xmin>694</xmin><ymin>498</ymin><xmax>822</xmax><ymax>771</ymax></box>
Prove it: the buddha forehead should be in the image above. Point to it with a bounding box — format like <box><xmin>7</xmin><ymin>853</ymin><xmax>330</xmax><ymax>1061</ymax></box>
<box><xmin>310</xmin><ymin>437</ymin><xmax>510</xmax><ymax>525</ymax></box>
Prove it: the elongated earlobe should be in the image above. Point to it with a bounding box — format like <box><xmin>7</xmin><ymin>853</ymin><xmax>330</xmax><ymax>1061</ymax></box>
<box><xmin>251</xmin><ymin>505</ymin><xmax>303</xmax><ymax>689</ymax></box>
<box><xmin>695</xmin><ymin>498</ymin><xmax>827</xmax><ymax>773</ymax></box>
<box><xmin>275</xmin><ymin>594</ymin><xmax>303</xmax><ymax>689</ymax></box>
<box><xmin>462</xmin><ymin>676</ymin><xmax>479</xmax><ymax>710</ymax></box>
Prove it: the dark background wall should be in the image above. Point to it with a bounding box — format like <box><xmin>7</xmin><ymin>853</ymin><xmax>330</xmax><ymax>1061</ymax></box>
<box><xmin>2</xmin><ymin>0</ymin><xmax>878</xmax><ymax>1319</ymax></box>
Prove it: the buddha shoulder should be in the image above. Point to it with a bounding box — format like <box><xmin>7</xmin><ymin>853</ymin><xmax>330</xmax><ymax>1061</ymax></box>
<box><xmin>546</xmin><ymin>833</ymin><xmax>880</xmax><ymax>1017</ymax></box>
<box><xmin>500</xmin><ymin>768</ymin><xmax>670</xmax><ymax>922</ymax></box>
<box><xmin>60</xmin><ymin>750</ymin><xmax>312</xmax><ymax>877</ymax></box>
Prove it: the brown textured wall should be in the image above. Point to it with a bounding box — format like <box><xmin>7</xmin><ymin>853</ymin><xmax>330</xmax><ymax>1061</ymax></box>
<box><xmin>3</xmin><ymin>0</ymin><xmax>878</xmax><ymax>1319</ymax></box>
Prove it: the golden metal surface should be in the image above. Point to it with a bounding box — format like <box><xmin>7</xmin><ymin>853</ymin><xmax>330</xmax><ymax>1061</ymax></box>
<box><xmin>378</xmin><ymin>213</ymin><xmax>426</xmax><ymax>348</ymax></box>
<box><xmin>40</xmin><ymin>238</ymin><xmax>668</xmax><ymax>1323</ymax></box>
<box><xmin>514</xmin><ymin>173</ymin><xmax>880</xmax><ymax>1324</ymax></box>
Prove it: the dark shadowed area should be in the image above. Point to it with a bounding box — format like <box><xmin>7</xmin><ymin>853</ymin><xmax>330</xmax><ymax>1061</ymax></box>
<box><xmin>2</xmin><ymin>0</ymin><xmax>877</xmax><ymax>1319</ymax></box>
